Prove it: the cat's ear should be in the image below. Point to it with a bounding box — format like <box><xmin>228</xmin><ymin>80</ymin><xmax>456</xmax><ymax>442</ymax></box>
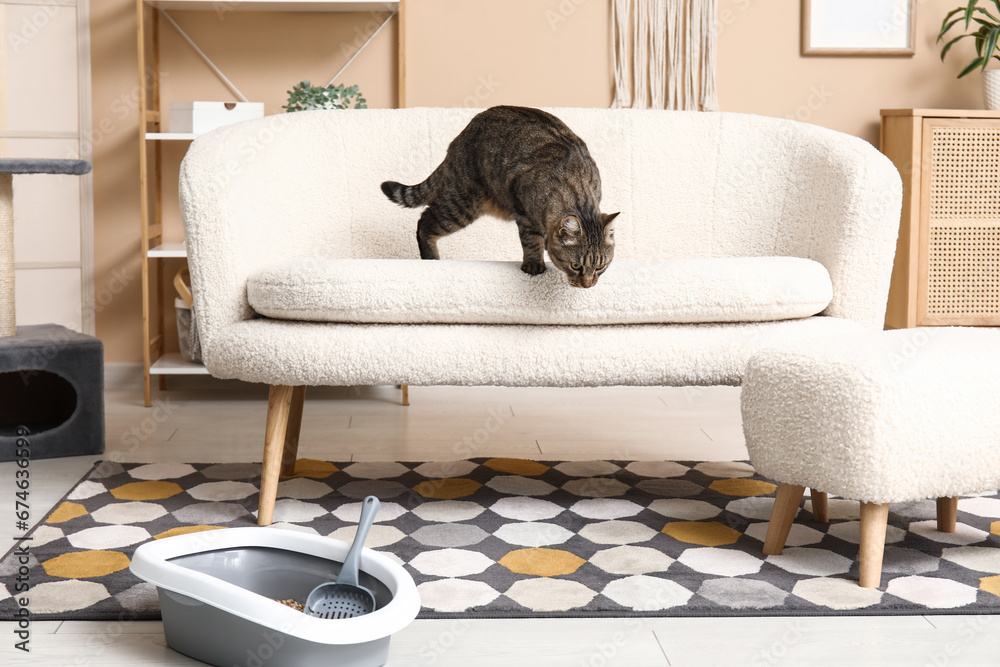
<box><xmin>557</xmin><ymin>216</ymin><xmax>582</xmax><ymax>239</ymax></box>
<box><xmin>601</xmin><ymin>212</ymin><xmax>619</xmax><ymax>242</ymax></box>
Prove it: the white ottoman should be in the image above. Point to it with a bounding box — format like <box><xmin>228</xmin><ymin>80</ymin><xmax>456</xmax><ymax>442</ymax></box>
<box><xmin>741</xmin><ymin>327</ymin><xmax>1000</xmax><ymax>588</ymax></box>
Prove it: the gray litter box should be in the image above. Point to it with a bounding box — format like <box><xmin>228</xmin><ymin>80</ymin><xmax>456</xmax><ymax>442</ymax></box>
<box><xmin>130</xmin><ymin>527</ymin><xmax>420</xmax><ymax>667</ymax></box>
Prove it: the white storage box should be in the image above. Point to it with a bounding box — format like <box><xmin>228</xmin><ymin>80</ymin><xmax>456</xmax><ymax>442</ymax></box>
<box><xmin>169</xmin><ymin>101</ymin><xmax>264</xmax><ymax>134</ymax></box>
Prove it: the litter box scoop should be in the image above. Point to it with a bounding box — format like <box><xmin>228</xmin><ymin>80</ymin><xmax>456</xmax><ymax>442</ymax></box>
<box><xmin>305</xmin><ymin>495</ymin><xmax>381</xmax><ymax>619</ymax></box>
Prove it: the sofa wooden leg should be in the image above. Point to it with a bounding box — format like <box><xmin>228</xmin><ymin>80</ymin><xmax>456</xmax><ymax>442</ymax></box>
<box><xmin>811</xmin><ymin>490</ymin><xmax>829</xmax><ymax>522</ymax></box>
<box><xmin>859</xmin><ymin>501</ymin><xmax>890</xmax><ymax>588</ymax></box>
<box><xmin>763</xmin><ymin>483</ymin><xmax>805</xmax><ymax>556</ymax></box>
<box><xmin>259</xmin><ymin>385</ymin><xmax>294</xmax><ymax>526</ymax></box>
<box><xmin>401</xmin><ymin>385</ymin><xmax>409</xmax><ymax>406</ymax></box>
<box><xmin>937</xmin><ymin>496</ymin><xmax>958</xmax><ymax>533</ymax></box>
<box><xmin>280</xmin><ymin>386</ymin><xmax>306</xmax><ymax>477</ymax></box>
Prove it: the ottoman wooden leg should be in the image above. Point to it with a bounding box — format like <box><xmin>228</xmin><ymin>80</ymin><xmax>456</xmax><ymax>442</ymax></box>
<box><xmin>937</xmin><ymin>497</ymin><xmax>958</xmax><ymax>533</ymax></box>
<box><xmin>280</xmin><ymin>386</ymin><xmax>306</xmax><ymax>477</ymax></box>
<box><xmin>811</xmin><ymin>490</ymin><xmax>829</xmax><ymax>522</ymax></box>
<box><xmin>859</xmin><ymin>502</ymin><xmax>890</xmax><ymax>588</ymax></box>
<box><xmin>259</xmin><ymin>385</ymin><xmax>295</xmax><ymax>526</ymax></box>
<box><xmin>763</xmin><ymin>483</ymin><xmax>805</xmax><ymax>555</ymax></box>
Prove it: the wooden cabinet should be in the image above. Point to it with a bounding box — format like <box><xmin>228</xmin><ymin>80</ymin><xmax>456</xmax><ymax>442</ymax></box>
<box><xmin>880</xmin><ymin>109</ymin><xmax>1000</xmax><ymax>329</ymax></box>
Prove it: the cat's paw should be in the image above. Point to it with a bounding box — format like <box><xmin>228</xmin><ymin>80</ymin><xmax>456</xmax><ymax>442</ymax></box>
<box><xmin>520</xmin><ymin>260</ymin><xmax>546</xmax><ymax>276</ymax></box>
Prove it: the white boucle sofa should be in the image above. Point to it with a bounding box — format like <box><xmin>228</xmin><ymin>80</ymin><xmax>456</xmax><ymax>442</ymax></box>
<box><xmin>179</xmin><ymin>107</ymin><xmax>903</xmax><ymax>525</ymax></box>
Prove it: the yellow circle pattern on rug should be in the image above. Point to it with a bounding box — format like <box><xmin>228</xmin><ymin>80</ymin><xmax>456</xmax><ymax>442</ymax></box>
<box><xmin>708</xmin><ymin>478</ymin><xmax>777</xmax><ymax>497</ymax></box>
<box><xmin>43</xmin><ymin>550</ymin><xmax>130</xmax><ymax>578</ymax></box>
<box><xmin>45</xmin><ymin>501</ymin><xmax>88</xmax><ymax>524</ymax></box>
<box><xmin>981</xmin><ymin>575</ymin><xmax>1000</xmax><ymax>599</ymax></box>
<box><xmin>413</xmin><ymin>478</ymin><xmax>482</xmax><ymax>499</ymax></box>
<box><xmin>483</xmin><ymin>458</ymin><xmax>550</xmax><ymax>476</ymax></box>
<box><xmin>154</xmin><ymin>525</ymin><xmax>225</xmax><ymax>540</ymax></box>
<box><xmin>282</xmin><ymin>459</ymin><xmax>338</xmax><ymax>478</ymax></box>
<box><xmin>499</xmin><ymin>547</ymin><xmax>586</xmax><ymax>576</ymax></box>
<box><xmin>110</xmin><ymin>481</ymin><xmax>183</xmax><ymax>501</ymax></box>
<box><xmin>662</xmin><ymin>521</ymin><xmax>742</xmax><ymax>546</ymax></box>
<box><xmin>992</xmin><ymin>521</ymin><xmax>1000</xmax><ymax>536</ymax></box>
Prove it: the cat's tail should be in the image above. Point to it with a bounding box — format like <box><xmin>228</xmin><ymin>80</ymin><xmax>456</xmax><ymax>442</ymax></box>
<box><xmin>380</xmin><ymin>172</ymin><xmax>437</xmax><ymax>208</ymax></box>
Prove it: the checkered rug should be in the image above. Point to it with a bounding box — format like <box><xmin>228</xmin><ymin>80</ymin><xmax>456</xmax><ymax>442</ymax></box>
<box><xmin>3</xmin><ymin>458</ymin><xmax>1000</xmax><ymax>620</ymax></box>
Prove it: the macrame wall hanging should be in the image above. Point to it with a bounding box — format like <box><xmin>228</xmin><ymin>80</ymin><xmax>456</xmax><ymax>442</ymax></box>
<box><xmin>612</xmin><ymin>0</ymin><xmax>718</xmax><ymax>111</ymax></box>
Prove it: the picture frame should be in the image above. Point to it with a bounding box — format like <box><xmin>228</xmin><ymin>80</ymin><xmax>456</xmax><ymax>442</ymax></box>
<box><xmin>802</xmin><ymin>0</ymin><xmax>916</xmax><ymax>57</ymax></box>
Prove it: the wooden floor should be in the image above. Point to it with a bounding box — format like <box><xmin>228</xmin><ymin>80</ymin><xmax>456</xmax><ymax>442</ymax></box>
<box><xmin>2</xmin><ymin>366</ymin><xmax>999</xmax><ymax>666</ymax></box>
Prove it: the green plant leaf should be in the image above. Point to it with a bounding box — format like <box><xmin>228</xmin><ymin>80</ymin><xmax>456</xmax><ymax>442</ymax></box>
<box><xmin>941</xmin><ymin>32</ymin><xmax>974</xmax><ymax>60</ymax></box>
<box><xmin>984</xmin><ymin>26</ymin><xmax>999</xmax><ymax>63</ymax></box>
<box><xmin>968</xmin><ymin>0</ymin><xmax>979</xmax><ymax>27</ymax></box>
<box><xmin>939</xmin><ymin>16</ymin><xmax>966</xmax><ymax>41</ymax></box>
<box><xmin>959</xmin><ymin>55</ymin><xmax>987</xmax><ymax>76</ymax></box>
<box><xmin>940</xmin><ymin>7</ymin><xmax>966</xmax><ymax>38</ymax></box>
<box><xmin>974</xmin><ymin>5</ymin><xmax>1000</xmax><ymax>21</ymax></box>
<box><xmin>284</xmin><ymin>80</ymin><xmax>367</xmax><ymax>112</ymax></box>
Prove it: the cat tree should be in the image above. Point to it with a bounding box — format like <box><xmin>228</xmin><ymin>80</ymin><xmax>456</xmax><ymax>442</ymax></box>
<box><xmin>0</xmin><ymin>158</ymin><xmax>104</xmax><ymax>461</ymax></box>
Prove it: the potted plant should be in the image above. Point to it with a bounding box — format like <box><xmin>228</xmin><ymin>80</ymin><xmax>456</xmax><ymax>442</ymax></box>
<box><xmin>284</xmin><ymin>80</ymin><xmax>367</xmax><ymax>112</ymax></box>
<box><xmin>938</xmin><ymin>0</ymin><xmax>1000</xmax><ymax>109</ymax></box>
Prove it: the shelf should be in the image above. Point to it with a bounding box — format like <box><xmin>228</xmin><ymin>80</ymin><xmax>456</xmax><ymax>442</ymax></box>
<box><xmin>148</xmin><ymin>242</ymin><xmax>188</xmax><ymax>258</ymax></box>
<box><xmin>151</xmin><ymin>352</ymin><xmax>211</xmax><ymax>375</ymax></box>
<box><xmin>146</xmin><ymin>132</ymin><xmax>199</xmax><ymax>141</ymax></box>
<box><xmin>147</xmin><ymin>0</ymin><xmax>398</xmax><ymax>11</ymax></box>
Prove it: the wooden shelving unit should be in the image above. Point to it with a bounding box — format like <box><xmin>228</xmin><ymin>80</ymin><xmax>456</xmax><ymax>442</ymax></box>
<box><xmin>136</xmin><ymin>0</ymin><xmax>403</xmax><ymax>406</ymax></box>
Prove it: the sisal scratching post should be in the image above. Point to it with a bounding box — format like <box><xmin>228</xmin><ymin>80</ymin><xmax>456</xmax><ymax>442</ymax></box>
<box><xmin>0</xmin><ymin>173</ymin><xmax>14</xmax><ymax>337</ymax></box>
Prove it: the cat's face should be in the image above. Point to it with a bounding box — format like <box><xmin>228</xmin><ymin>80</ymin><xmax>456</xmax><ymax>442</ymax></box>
<box><xmin>547</xmin><ymin>212</ymin><xmax>619</xmax><ymax>288</ymax></box>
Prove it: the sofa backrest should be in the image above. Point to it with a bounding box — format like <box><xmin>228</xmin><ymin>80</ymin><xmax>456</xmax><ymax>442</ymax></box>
<box><xmin>180</xmin><ymin>107</ymin><xmax>902</xmax><ymax>343</ymax></box>
<box><xmin>186</xmin><ymin>108</ymin><xmax>873</xmax><ymax>261</ymax></box>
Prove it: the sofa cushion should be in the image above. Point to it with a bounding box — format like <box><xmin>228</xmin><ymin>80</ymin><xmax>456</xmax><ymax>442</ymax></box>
<box><xmin>246</xmin><ymin>257</ymin><xmax>833</xmax><ymax>326</ymax></box>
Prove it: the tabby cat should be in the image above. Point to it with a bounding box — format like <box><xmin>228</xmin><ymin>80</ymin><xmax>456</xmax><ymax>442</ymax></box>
<box><xmin>381</xmin><ymin>106</ymin><xmax>619</xmax><ymax>288</ymax></box>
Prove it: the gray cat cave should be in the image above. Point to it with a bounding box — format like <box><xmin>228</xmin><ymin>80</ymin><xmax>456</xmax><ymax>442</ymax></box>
<box><xmin>0</xmin><ymin>159</ymin><xmax>104</xmax><ymax>461</ymax></box>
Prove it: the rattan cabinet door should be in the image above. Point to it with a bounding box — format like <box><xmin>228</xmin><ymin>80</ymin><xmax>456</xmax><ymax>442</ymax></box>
<box><xmin>918</xmin><ymin>118</ymin><xmax>1000</xmax><ymax>326</ymax></box>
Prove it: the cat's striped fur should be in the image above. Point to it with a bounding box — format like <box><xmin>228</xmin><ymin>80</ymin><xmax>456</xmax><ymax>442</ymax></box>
<box><xmin>381</xmin><ymin>106</ymin><xmax>619</xmax><ymax>288</ymax></box>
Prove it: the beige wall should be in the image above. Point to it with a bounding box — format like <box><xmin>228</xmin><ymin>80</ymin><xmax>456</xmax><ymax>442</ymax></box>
<box><xmin>716</xmin><ymin>0</ymin><xmax>981</xmax><ymax>145</ymax></box>
<box><xmin>93</xmin><ymin>0</ymin><xmax>988</xmax><ymax>361</ymax></box>
<box><xmin>403</xmin><ymin>0</ymin><xmax>613</xmax><ymax>108</ymax></box>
